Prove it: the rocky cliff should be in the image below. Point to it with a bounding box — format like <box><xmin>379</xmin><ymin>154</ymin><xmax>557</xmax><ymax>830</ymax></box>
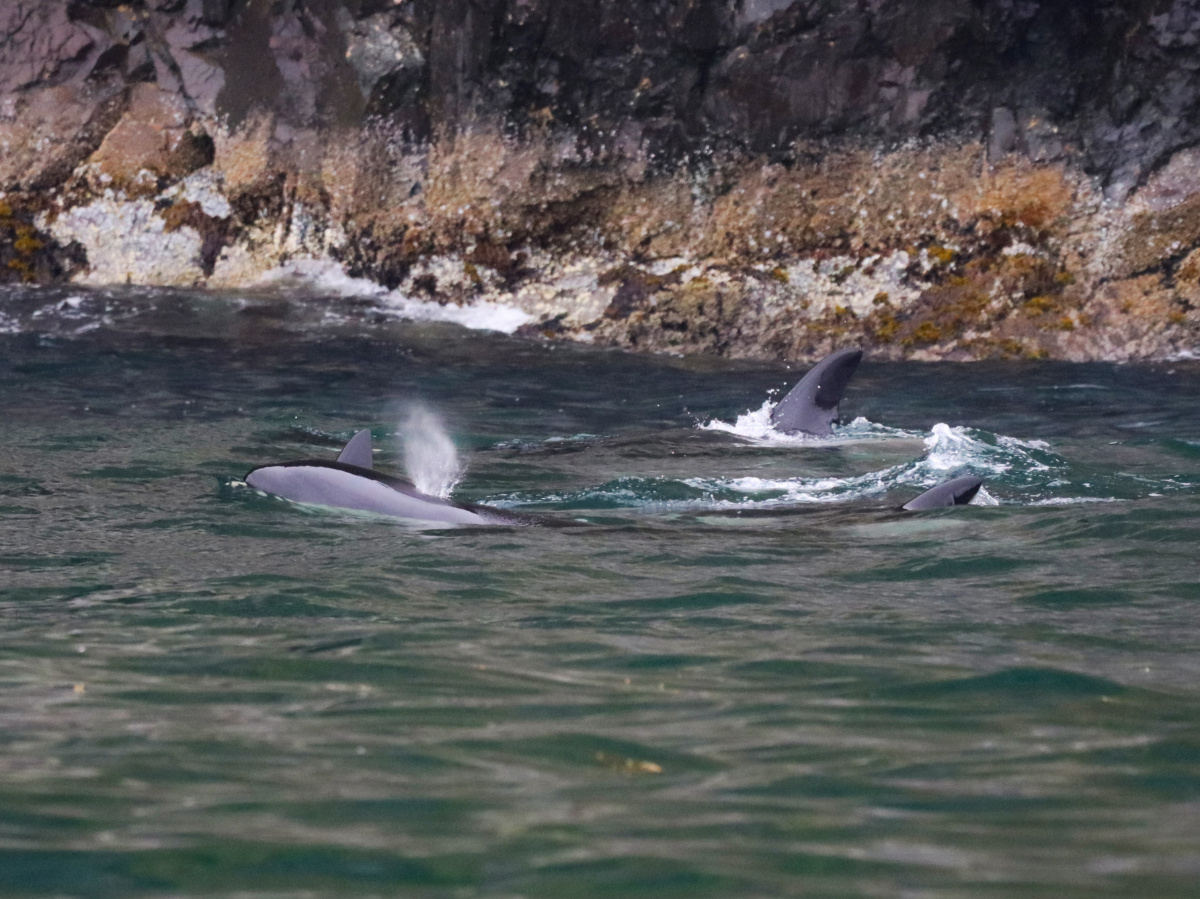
<box><xmin>3</xmin><ymin>0</ymin><xmax>1200</xmax><ymax>361</ymax></box>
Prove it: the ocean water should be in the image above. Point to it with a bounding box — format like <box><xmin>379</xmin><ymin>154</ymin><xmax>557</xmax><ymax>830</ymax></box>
<box><xmin>2</xmin><ymin>285</ymin><xmax>1200</xmax><ymax>897</ymax></box>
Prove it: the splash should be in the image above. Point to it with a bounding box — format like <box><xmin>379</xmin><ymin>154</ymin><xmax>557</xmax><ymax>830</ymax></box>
<box><xmin>701</xmin><ymin>399</ymin><xmax>781</xmax><ymax>440</ymax></box>
<box><xmin>525</xmin><ymin>422</ymin><xmax>1071</xmax><ymax>512</ymax></box>
<box><xmin>701</xmin><ymin>402</ymin><xmax>915</xmax><ymax>444</ymax></box>
<box><xmin>255</xmin><ymin>259</ymin><xmax>532</xmax><ymax>334</ymax></box>
<box><xmin>400</xmin><ymin>407</ymin><xmax>463</xmax><ymax>498</ymax></box>
<box><xmin>915</xmin><ymin>423</ymin><xmax>1056</xmax><ymax>485</ymax></box>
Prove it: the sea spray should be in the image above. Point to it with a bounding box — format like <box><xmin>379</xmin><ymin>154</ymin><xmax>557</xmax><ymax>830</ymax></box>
<box><xmin>254</xmin><ymin>259</ymin><xmax>532</xmax><ymax>333</ymax></box>
<box><xmin>702</xmin><ymin>406</ymin><xmax>915</xmax><ymax>444</ymax></box>
<box><xmin>400</xmin><ymin>407</ymin><xmax>463</xmax><ymax>498</ymax></box>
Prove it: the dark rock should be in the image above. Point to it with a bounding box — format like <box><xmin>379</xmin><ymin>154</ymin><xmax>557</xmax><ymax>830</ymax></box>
<box><xmin>4</xmin><ymin>0</ymin><xmax>1200</xmax><ymax>188</ymax></box>
<box><xmin>156</xmin><ymin>197</ymin><xmax>228</xmax><ymax>275</ymax></box>
<box><xmin>340</xmin><ymin>10</ymin><xmax>423</xmax><ymax>100</ymax></box>
<box><xmin>4</xmin><ymin>0</ymin><xmax>1200</xmax><ymax>365</ymax></box>
<box><xmin>600</xmin><ymin>266</ymin><xmax>665</xmax><ymax>319</ymax></box>
<box><xmin>989</xmin><ymin>106</ymin><xmax>1017</xmax><ymax>161</ymax></box>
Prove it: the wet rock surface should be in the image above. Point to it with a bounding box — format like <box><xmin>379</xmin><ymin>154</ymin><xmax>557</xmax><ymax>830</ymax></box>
<box><xmin>2</xmin><ymin>0</ymin><xmax>1199</xmax><ymax>360</ymax></box>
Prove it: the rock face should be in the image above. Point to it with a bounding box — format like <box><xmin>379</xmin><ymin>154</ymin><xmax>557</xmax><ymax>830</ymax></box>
<box><xmin>3</xmin><ymin>0</ymin><xmax>1200</xmax><ymax>361</ymax></box>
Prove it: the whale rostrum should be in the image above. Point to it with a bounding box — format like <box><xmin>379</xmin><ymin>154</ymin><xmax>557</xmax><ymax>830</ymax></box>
<box><xmin>770</xmin><ymin>348</ymin><xmax>863</xmax><ymax>436</ymax></box>
<box><xmin>246</xmin><ymin>430</ymin><xmax>531</xmax><ymax>526</ymax></box>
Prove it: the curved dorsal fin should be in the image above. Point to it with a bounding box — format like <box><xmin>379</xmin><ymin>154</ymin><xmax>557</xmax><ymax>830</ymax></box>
<box><xmin>336</xmin><ymin>429</ymin><xmax>373</xmax><ymax>469</ymax></box>
<box><xmin>902</xmin><ymin>476</ymin><xmax>983</xmax><ymax>511</ymax></box>
<box><xmin>770</xmin><ymin>348</ymin><xmax>863</xmax><ymax>436</ymax></box>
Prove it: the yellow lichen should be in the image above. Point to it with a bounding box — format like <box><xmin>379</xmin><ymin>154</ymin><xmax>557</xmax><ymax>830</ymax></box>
<box><xmin>905</xmin><ymin>322</ymin><xmax>943</xmax><ymax>345</ymax></box>
<box><xmin>6</xmin><ymin>258</ymin><xmax>34</xmax><ymax>282</ymax></box>
<box><xmin>1025</xmin><ymin>296</ymin><xmax>1056</xmax><ymax>315</ymax></box>
<box><xmin>13</xmin><ymin>225</ymin><xmax>42</xmax><ymax>256</ymax></box>
<box><xmin>927</xmin><ymin>245</ymin><xmax>955</xmax><ymax>265</ymax></box>
<box><xmin>873</xmin><ymin>314</ymin><xmax>899</xmax><ymax>341</ymax></box>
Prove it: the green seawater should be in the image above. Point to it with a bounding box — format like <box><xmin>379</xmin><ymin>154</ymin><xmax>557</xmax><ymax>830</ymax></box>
<box><xmin>2</xmin><ymin>286</ymin><xmax>1200</xmax><ymax>897</ymax></box>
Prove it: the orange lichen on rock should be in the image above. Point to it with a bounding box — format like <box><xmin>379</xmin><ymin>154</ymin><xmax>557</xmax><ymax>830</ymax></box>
<box><xmin>966</xmin><ymin>161</ymin><xmax>1080</xmax><ymax>234</ymax></box>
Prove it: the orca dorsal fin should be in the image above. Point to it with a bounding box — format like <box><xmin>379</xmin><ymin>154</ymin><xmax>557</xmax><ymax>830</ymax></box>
<box><xmin>770</xmin><ymin>348</ymin><xmax>863</xmax><ymax>436</ymax></box>
<box><xmin>336</xmin><ymin>429</ymin><xmax>373</xmax><ymax>469</ymax></box>
<box><xmin>902</xmin><ymin>476</ymin><xmax>984</xmax><ymax>511</ymax></box>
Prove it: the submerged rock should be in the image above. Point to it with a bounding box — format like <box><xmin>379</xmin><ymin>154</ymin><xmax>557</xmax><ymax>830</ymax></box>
<box><xmin>2</xmin><ymin>0</ymin><xmax>1200</xmax><ymax>360</ymax></box>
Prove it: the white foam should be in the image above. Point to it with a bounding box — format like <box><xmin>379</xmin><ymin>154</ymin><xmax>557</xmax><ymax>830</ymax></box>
<box><xmin>674</xmin><ymin>420</ymin><xmax>1068</xmax><ymax>512</ymax></box>
<box><xmin>701</xmin><ymin>399</ymin><xmax>784</xmax><ymax>441</ymax></box>
<box><xmin>256</xmin><ymin>258</ymin><xmax>388</xmax><ymax>298</ymax></box>
<box><xmin>376</xmin><ymin>291</ymin><xmax>532</xmax><ymax>334</ymax></box>
<box><xmin>681</xmin><ymin>466</ymin><xmax>900</xmax><ymax>508</ymax></box>
<box><xmin>254</xmin><ymin>258</ymin><xmax>533</xmax><ymax>334</ymax></box>
<box><xmin>972</xmin><ymin>485</ymin><xmax>1001</xmax><ymax>506</ymax></box>
<box><xmin>921</xmin><ymin>423</ymin><xmax>999</xmax><ymax>472</ymax></box>
<box><xmin>919</xmin><ymin>424</ymin><xmax>1052</xmax><ymax>479</ymax></box>
<box><xmin>1029</xmin><ymin>496</ymin><xmax>1120</xmax><ymax>505</ymax></box>
<box><xmin>702</xmin><ymin>404</ymin><xmax>915</xmax><ymax>445</ymax></box>
<box><xmin>723</xmin><ymin>475</ymin><xmax>848</xmax><ymax>494</ymax></box>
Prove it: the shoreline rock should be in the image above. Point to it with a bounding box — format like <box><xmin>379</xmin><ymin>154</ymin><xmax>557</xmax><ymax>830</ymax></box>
<box><xmin>2</xmin><ymin>0</ymin><xmax>1199</xmax><ymax>362</ymax></box>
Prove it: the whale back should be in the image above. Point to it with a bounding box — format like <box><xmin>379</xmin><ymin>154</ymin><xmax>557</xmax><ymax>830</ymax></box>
<box><xmin>245</xmin><ymin>461</ymin><xmax>498</xmax><ymax>525</ymax></box>
<box><xmin>902</xmin><ymin>476</ymin><xmax>984</xmax><ymax>511</ymax></box>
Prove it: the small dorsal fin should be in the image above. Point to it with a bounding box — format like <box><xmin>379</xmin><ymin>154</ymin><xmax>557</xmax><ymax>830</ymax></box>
<box><xmin>902</xmin><ymin>476</ymin><xmax>983</xmax><ymax>511</ymax></box>
<box><xmin>770</xmin><ymin>348</ymin><xmax>863</xmax><ymax>436</ymax></box>
<box><xmin>336</xmin><ymin>429</ymin><xmax>373</xmax><ymax>468</ymax></box>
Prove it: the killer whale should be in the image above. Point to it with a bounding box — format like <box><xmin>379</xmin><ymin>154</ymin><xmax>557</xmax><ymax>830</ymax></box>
<box><xmin>761</xmin><ymin>349</ymin><xmax>985</xmax><ymax>508</ymax></box>
<box><xmin>901</xmin><ymin>475</ymin><xmax>984</xmax><ymax>511</ymax></box>
<box><xmin>245</xmin><ymin>430</ymin><xmax>532</xmax><ymax>526</ymax></box>
<box><xmin>245</xmin><ymin>429</ymin><xmax>984</xmax><ymax>525</ymax></box>
<box><xmin>770</xmin><ymin>348</ymin><xmax>863</xmax><ymax>436</ymax></box>
<box><xmin>690</xmin><ymin>476</ymin><xmax>987</xmax><ymax>520</ymax></box>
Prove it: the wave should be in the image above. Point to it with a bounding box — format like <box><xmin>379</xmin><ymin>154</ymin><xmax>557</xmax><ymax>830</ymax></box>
<box><xmin>701</xmin><ymin>406</ymin><xmax>914</xmax><ymax>445</ymax></box>
<box><xmin>0</xmin><ymin>259</ymin><xmax>533</xmax><ymax>337</ymax></box>
<box><xmin>684</xmin><ymin>421</ymin><xmax>1043</xmax><ymax>508</ymax></box>
<box><xmin>685</xmin><ymin>396</ymin><xmax>1086</xmax><ymax>509</ymax></box>
<box><xmin>255</xmin><ymin>259</ymin><xmax>532</xmax><ymax>334</ymax></box>
<box><xmin>0</xmin><ymin>291</ymin><xmax>123</xmax><ymax>337</ymax></box>
<box><xmin>489</xmin><ymin>420</ymin><xmax>1127</xmax><ymax>512</ymax></box>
